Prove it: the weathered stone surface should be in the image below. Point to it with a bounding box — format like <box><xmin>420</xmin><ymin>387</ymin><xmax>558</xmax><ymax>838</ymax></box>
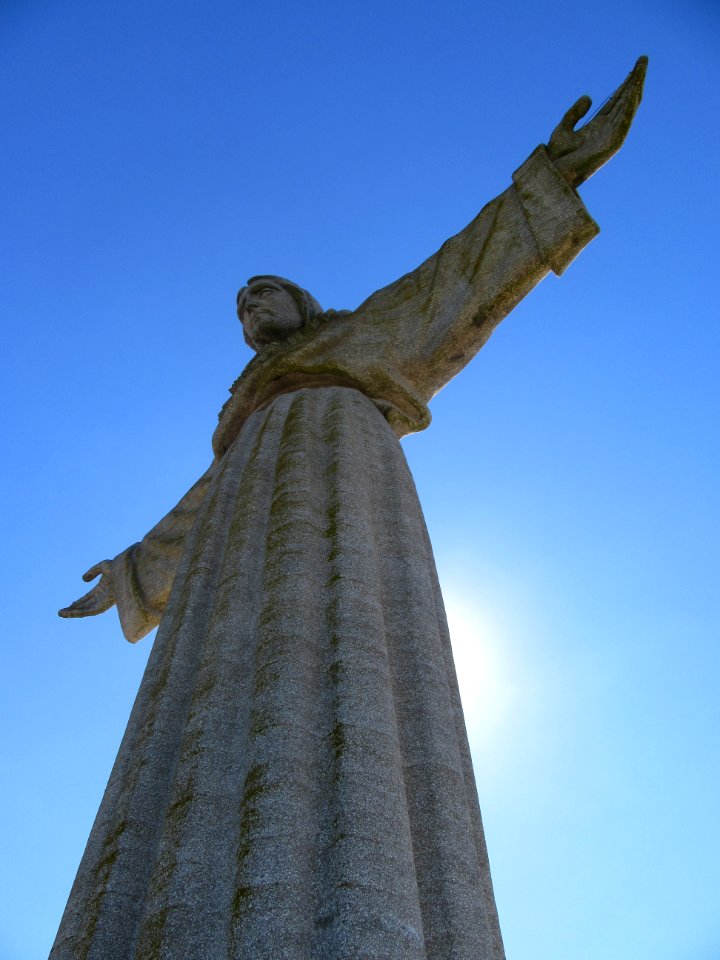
<box><xmin>55</xmin><ymin>59</ymin><xmax>646</xmax><ymax>959</ymax></box>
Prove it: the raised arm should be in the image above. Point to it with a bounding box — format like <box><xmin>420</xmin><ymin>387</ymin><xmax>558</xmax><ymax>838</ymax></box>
<box><xmin>354</xmin><ymin>57</ymin><xmax>647</xmax><ymax>401</ymax></box>
<box><xmin>59</xmin><ymin>461</ymin><xmax>218</xmax><ymax>643</ymax></box>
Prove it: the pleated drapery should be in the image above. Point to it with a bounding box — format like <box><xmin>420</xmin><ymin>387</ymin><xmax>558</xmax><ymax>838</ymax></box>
<box><xmin>52</xmin><ymin>386</ymin><xmax>504</xmax><ymax>960</ymax></box>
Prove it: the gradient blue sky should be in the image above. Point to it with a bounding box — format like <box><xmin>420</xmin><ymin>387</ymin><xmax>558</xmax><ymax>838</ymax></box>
<box><xmin>2</xmin><ymin>1</ymin><xmax>718</xmax><ymax>958</ymax></box>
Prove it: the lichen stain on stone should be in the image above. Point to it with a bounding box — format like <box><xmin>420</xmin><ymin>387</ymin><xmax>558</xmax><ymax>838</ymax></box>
<box><xmin>136</xmin><ymin>906</ymin><xmax>170</xmax><ymax>960</ymax></box>
<box><xmin>102</xmin><ymin>817</ymin><xmax>127</xmax><ymax>852</ymax></box>
<box><xmin>75</xmin><ymin>817</ymin><xmax>129</xmax><ymax>959</ymax></box>
<box><xmin>326</xmin><ymin>541</ymin><xmax>344</xmax><ymax>565</ymax></box>
<box><xmin>255</xmin><ymin>627</ymin><xmax>291</xmax><ymax>661</ymax></box>
<box><xmin>253</xmin><ymin>662</ymin><xmax>280</xmax><ymax>695</ymax></box>
<box><xmin>242</xmin><ymin>762</ymin><xmax>269</xmax><ymax>805</ymax></box>
<box><xmin>192</xmin><ymin>670</ymin><xmax>217</xmax><ymax>704</ymax></box>
<box><xmin>231</xmin><ymin>884</ymin><xmax>256</xmax><ymax>923</ymax></box>
<box><xmin>327</xmin><ymin>660</ymin><xmax>346</xmax><ymax>686</ymax></box>
<box><xmin>231</xmin><ymin>762</ymin><xmax>271</xmax><ymax>924</ymax></box>
<box><xmin>329</xmin><ymin>720</ymin><xmax>347</xmax><ymax>761</ymax></box>
<box><xmin>167</xmin><ymin>790</ymin><xmax>195</xmax><ymax>820</ymax></box>
<box><xmin>325</xmin><ymin>501</ymin><xmax>341</xmax><ymax>542</ymax></box>
<box><xmin>269</xmin><ymin>489</ymin><xmax>307</xmax><ymax>525</ymax></box>
<box><xmin>248</xmin><ymin>706</ymin><xmax>276</xmax><ymax>740</ymax></box>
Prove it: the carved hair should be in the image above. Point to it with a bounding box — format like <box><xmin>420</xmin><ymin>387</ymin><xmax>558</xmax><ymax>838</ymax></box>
<box><xmin>236</xmin><ymin>275</ymin><xmax>324</xmax><ymax>351</ymax></box>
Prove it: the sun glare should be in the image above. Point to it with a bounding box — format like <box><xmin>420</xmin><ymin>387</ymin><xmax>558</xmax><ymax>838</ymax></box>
<box><xmin>443</xmin><ymin>593</ymin><xmax>519</xmax><ymax>746</ymax></box>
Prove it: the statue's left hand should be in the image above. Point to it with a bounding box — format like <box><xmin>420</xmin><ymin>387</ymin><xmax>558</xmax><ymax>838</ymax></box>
<box><xmin>548</xmin><ymin>56</ymin><xmax>647</xmax><ymax>189</ymax></box>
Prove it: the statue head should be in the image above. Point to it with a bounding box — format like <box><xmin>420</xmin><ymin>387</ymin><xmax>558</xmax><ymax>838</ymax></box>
<box><xmin>236</xmin><ymin>276</ymin><xmax>323</xmax><ymax>351</ymax></box>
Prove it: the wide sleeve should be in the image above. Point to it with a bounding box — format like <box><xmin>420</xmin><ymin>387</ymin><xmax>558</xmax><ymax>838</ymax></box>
<box><xmin>109</xmin><ymin>461</ymin><xmax>218</xmax><ymax>643</ymax></box>
<box><xmin>352</xmin><ymin>145</ymin><xmax>600</xmax><ymax>401</ymax></box>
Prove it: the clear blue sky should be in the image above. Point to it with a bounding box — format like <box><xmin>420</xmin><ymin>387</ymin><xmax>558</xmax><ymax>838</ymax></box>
<box><xmin>1</xmin><ymin>1</ymin><xmax>718</xmax><ymax>958</ymax></box>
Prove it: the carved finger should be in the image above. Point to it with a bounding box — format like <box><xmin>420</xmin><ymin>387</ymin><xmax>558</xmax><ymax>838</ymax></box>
<box><xmin>597</xmin><ymin>70</ymin><xmax>630</xmax><ymax>117</ymax></box>
<box><xmin>623</xmin><ymin>56</ymin><xmax>647</xmax><ymax>111</ymax></box>
<box><xmin>59</xmin><ymin>597</ymin><xmax>96</xmax><ymax>617</ymax></box>
<box><xmin>561</xmin><ymin>95</ymin><xmax>592</xmax><ymax>131</ymax></box>
<box><xmin>602</xmin><ymin>71</ymin><xmax>645</xmax><ymax>150</ymax></box>
<box><xmin>599</xmin><ymin>56</ymin><xmax>647</xmax><ymax>117</ymax></box>
<box><xmin>83</xmin><ymin>560</ymin><xmax>110</xmax><ymax>583</ymax></box>
<box><xmin>59</xmin><ymin>588</ymin><xmax>112</xmax><ymax>618</ymax></box>
<box><xmin>59</xmin><ymin>606</ymin><xmax>83</xmax><ymax>618</ymax></box>
<box><xmin>634</xmin><ymin>55</ymin><xmax>649</xmax><ymax>82</ymax></box>
<box><xmin>598</xmin><ymin>87</ymin><xmax>623</xmax><ymax>117</ymax></box>
<box><xmin>548</xmin><ymin>95</ymin><xmax>592</xmax><ymax>157</ymax></box>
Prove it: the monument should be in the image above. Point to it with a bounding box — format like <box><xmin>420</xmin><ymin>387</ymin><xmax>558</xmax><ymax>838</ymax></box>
<box><xmin>54</xmin><ymin>58</ymin><xmax>647</xmax><ymax>960</ymax></box>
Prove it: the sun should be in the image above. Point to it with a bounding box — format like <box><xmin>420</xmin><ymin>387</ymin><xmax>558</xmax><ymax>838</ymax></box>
<box><xmin>444</xmin><ymin>592</ymin><xmax>519</xmax><ymax>747</ymax></box>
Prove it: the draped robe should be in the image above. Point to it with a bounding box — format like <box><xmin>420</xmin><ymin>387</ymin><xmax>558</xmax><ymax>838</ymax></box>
<box><xmin>52</xmin><ymin>146</ymin><xmax>599</xmax><ymax>960</ymax></box>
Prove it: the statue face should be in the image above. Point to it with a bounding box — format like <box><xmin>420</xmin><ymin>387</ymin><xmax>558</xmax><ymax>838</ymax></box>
<box><xmin>239</xmin><ymin>279</ymin><xmax>305</xmax><ymax>347</ymax></box>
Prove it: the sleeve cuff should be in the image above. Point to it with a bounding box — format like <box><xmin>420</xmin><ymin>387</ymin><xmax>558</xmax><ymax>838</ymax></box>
<box><xmin>111</xmin><ymin>545</ymin><xmax>161</xmax><ymax>643</ymax></box>
<box><xmin>512</xmin><ymin>145</ymin><xmax>600</xmax><ymax>275</ymax></box>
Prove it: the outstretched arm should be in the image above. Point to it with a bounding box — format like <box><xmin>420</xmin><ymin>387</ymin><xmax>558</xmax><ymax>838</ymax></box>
<box><xmin>354</xmin><ymin>57</ymin><xmax>647</xmax><ymax>400</ymax></box>
<box><xmin>59</xmin><ymin>461</ymin><xmax>218</xmax><ymax>643</ymax></box>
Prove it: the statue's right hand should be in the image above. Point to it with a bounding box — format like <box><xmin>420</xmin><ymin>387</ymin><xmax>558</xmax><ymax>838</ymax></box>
<box><xmin>59</xmin><ymin>561</ymin><xmax>116</xmax><ymax>619</ymax></box>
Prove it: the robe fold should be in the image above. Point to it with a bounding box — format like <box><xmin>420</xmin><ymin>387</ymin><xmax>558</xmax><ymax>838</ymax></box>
<box><xmin>52</xmin><ymin>145</ymin><xmax>599</xmax><ymax>960</ymax></box>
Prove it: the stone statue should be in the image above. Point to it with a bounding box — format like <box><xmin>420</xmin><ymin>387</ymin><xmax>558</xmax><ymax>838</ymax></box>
<box><xmin>54</xmin><ymin>59</ymin><xmax>647</xmax><ymax>960</ymax></box>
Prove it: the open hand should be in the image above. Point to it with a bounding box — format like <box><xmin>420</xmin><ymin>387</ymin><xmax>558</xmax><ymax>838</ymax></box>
<box><xmin>548</xmin><ymin>56</ymin><xmax>647</xmax><ymax>189</ymax></box>
<box><xmin>59</xmin><ymin>561</ymin><xmax>116</xmax><ymax>619</ymax></box>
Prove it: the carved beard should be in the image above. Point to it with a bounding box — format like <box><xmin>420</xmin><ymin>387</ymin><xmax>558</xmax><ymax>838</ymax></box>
<box><xmin>243</xmin><ymin>311</ymin><xmax>306</xmax><ymax>350</ymax></box>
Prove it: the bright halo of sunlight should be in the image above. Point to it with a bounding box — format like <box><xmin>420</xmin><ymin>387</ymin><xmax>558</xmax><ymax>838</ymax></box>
<box><xmin>443</xmin><ymin>593</ymin><xmax>519</xmax><ymax>746</ymax></box>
